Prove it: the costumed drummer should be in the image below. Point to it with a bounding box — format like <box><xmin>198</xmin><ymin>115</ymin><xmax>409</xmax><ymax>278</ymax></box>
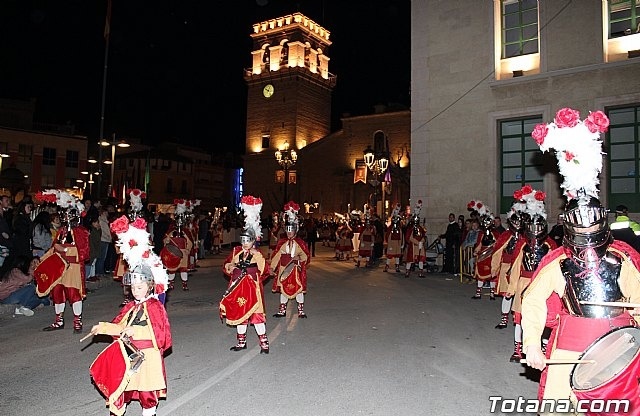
<box><xmin>34</xmin><ymin>190</ymin><xmax>90</xmax><ymax>334</ymax></box>
<box><xmin>162</xmin><ymin>199</ymin><xmax>194</xmax><ymax>291</ymax></box>
<box><xmin>403</xmin><ymin>200</ymin><xmax>427</xmax><ymax>278</ymax></box>
<box><xmin>88</xmin><ymin>214</ymin><xmax>171</xmax><ymax>416</ymax></box>
<box><xmin>468</xmin><ymin>200</ymin><xmax>499</xmax><ymax>300</ymax></box>
<box><xmin>220</xmin><ymin>195</ymin><xmax>271</xmax><ymax>354</ymax></box>
<box><xmin>491</xmin><ymin>199</ymin><xmax>526</xmax><ymax>329</ymax></box>
<box><xmin>270</xmin><ymin>200</ymin><xmax>310</xmax><ymax>318</ymax></box>
<box><xmin>384</xmin><ymin>203</ymin><xmax>405</xmax><ymax>273</ymax></box>
<box><xmin>521</xmin><ymin>108</ymin><xmax>640</xmax><ymax>409</ymax></box>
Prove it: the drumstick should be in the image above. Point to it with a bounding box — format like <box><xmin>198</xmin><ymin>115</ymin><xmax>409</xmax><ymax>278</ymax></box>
<box><xmin>79</xmin><ymin>332</ymin><xmax>94</xmax><ymax>343</ymax></box>
<box><xmin>519</xmin><ymin>359</ymin><xmax>596</xmax><ymax>365</ymax></box>
<box><xmin>579</xmin><ymin>300</ymin><xmax>640</xmax><ymax>308</ymax></box>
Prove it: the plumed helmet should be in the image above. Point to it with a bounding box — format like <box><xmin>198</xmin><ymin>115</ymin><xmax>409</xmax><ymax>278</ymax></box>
<box><xmin>240</xmin><ymin>227</ymin><xmax>257</xmax><ymax>243</ymax></box>
<box><xmin>507</xmin><ymin>210</ymin><xmax>523</xmax><ymax>234</ymax></box>
<box><xmin>562</xmin><ymin>197</ymin><xmax>611</xmax><ymax>264</ymax></box>
<box><xmin>524</xmin><ymin>214</ymin><xmax>548</xmax><ymax>243</ymax></box>
<box><xmin>123</xmin><ymin>264</ymin><xmax>155</xmax><ymax>287</ymax></box>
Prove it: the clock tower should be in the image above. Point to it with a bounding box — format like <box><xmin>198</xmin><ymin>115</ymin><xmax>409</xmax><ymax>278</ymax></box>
<box><xmin>243</xmin><ymin>13</ymin><xmax>336</xmax><ymax>211</ymax></box>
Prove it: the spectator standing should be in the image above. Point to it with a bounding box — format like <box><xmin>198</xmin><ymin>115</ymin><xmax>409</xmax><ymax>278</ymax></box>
<box><xmin>12</xmin><ymin>199</ymin><xmax>34</xmax><ymax>258</ymax></box>
<box><xmin>95</xmin><ymin>208</ymin><xmax>111</xmax><ymax>277</ymax></box>
<box><xmin>31</xmin><ymin>211</ymin><xmax>53</xmax><ymax>258</ymax></box>
<box><xmin>439</xmin><ymin>212</ymin><xmax>461</xmax><ymax>275</ymax></box>
<box><xmin>547</xmin><ymin>213</ymin><xmax>564</xmax><ymax>248</ymax></box>
<box><xmin>304</xmin><ymin>217</ymin><xmax>318</xmax><ymax>257</ymax></box>
<box><xmin>493</xmin><ymin>216</ymin><xmax>507</xmax><ymax>235</ymax></box>
<box><xmin>86</xmin><ymin>217</ymin><xmax>102</xmax><ymax>282</ymax></box>
<box><xmin>81</xmin><ymin>198</ymin><xmax>99</xmax><ymax>228</ymax></box>
<box><xmin>197</xmin><ymin>214</ymin><xmax>210</xmax><ymax>260</ymax></box>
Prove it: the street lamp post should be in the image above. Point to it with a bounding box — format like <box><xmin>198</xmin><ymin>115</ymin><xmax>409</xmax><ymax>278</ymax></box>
<box><xmin>99</xmin><ymin>134</ymin><xmax>129</xmax><ymax>200</ymax></box>
<box><xmin>363</xmin><ymin>130</ymin><xmax>389</xmax><ymax>217</ymax></box>
<box><xmin>275</xmin><ymin>141</ymin><xmax>297</xmax><ymax>206</ymax></box>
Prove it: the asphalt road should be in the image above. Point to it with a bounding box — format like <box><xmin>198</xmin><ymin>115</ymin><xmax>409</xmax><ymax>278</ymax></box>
<box><xmin>0</xmin><ymin>244</ymin><xmax>539</xmax><ymax>416</ymax></box>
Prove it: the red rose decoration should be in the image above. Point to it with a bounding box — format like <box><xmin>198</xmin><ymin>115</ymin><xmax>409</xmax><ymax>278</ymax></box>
<box><xmin>141</xmin><ymin>192</ymin><xmax>147</xmax><ymax>199</ymax></box>
<box><xmin>521</xmin><ymin>184</ymin><xmax>533</xmax><ymax>195</ymax></box>
<box><xmin>513</xmin><ymin>190</ymin><xmax>523</xmax><ymax>200</ymax></box>
<box><xmin>534</xmin><ymin>191</ymin><xmax>546</xmax><ymax>201</ymax></box>
<box><xmin>554</xmin><ymin>107</ymin><xmax>580</xmax><ymax>128</ymax></box>
<box><xmin>128</xmin><ymin>239</ymin><xmax>138</xmax><ymax>248</ymax></box>
<box><xmin>584</xmin><ymin>110</ymin><xmax>609</xmax><ymax>133</ymax></box>
<box><xmin>531</xmin><ymin>123</ymin><xmax>548</xmax><ymax>145</ymax></box>
<box><xmin>142</xmin><ymin>250</ymin><xmax>150</xmax><ymax>258</ymax></box>
<box><xmin>155</xmin><ymin>283</ymin><xmax>165</xmax><ymax>294</ymax></box>
<box><xmin>110</xmin><ymin>215</ymin><xmax>130</xmax><ymax>234</ymax></box>
<box><xmin>477</xmin><ymin>203</ymin><xmax>483</xmax><ymax>209</ymax></box>
<box><xmin>467</xmin><ymin>201</ymin><xmax>475</xmax><ymax>209</ymax></box>
<box><xmin>564</xmin><ymin>151</ymin><xmax>575</xmax><ymax>162</ymax></box>
<box><xmin>131</xmin><ymin>218</ymin><xmax>147</xmax><ymax>230</ymax></box>
<box><xmin>185</xmin><ymin>201</ymin><xmax>191</xmax><ymax>207</ymax></box>
<box><xmin>131</xmin><ymin>189</ymin><xmax>141</xmax><ymax>196</ymax></box>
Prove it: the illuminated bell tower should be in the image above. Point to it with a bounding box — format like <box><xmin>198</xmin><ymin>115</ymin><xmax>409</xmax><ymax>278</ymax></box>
<box><xmin>243</xmin><ymin>13</ymin><xmax>336</xmax><ymax>211</ymax></box>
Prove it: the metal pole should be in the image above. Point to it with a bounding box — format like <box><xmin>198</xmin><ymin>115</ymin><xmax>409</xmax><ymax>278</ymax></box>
<box><xmin>97</xmin><ymin>12</ymin><xmax>111</xmax><ymax>202</ymax></box>
<box><xmin>284</xmin><ymin>165</ymin><xmax>288</xmax><ymax>205</ymax></box>
<box><xmin>109</xmin><ymin>143</ymin><xmax>115</xmax><ymax>198</ymax></box>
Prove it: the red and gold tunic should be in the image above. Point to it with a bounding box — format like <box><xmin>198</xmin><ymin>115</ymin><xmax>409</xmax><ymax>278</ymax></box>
<box><xmin>270</xmin><ymin>237</ymin><xmax>310</xmax><ymax>298</ymax></box>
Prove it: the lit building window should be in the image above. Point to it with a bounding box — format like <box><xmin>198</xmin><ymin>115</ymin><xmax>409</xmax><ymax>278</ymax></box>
<box><xmin>501</xmin><ymin>0</ymin><xmax>539</xmax><ymax>58</ymax></box>
<box><xmin>607</xmin><ymin>105</ymin><xmax>639</xmax><ymax>210</ymax></box>
<box><xmin>609</xmin><ymin>0</ymin><xmax>640</xmax><ymax>38</ymax></box>
<box><xmin>499</xmin><ymin>115</ymin><xmax>544</xmax><ymax>212</ymax></box>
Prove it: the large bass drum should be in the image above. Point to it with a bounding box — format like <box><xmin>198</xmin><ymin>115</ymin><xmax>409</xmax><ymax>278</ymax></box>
<box><xmin>570</xmin><ymin>326</ymin><xmax>640</xmax><ymax>415</ymax></box>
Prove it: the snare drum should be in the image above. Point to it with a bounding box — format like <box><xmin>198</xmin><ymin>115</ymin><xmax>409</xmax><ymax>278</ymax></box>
<box><xmin>570</xmin><ymin>326</ymin><xmax>640</xmax><ymax>415</ymax></box>
<box><xmin>160</xmin><ymin>243</ymin><xmax>183</xmax><ymax>270</ymax></box>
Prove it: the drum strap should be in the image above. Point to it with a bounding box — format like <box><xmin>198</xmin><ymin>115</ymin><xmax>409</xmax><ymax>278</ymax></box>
<box><xmin>556</xmin><ymin>313</ymin><xmax>635</xmax><ymax>351</ymax></box>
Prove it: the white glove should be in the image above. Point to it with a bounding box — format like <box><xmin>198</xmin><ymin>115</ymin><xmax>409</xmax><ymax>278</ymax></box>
<box><xmin>418</xmin><ymin>242</ymin><xmax>423</xmax><ymax>249</ymax></box>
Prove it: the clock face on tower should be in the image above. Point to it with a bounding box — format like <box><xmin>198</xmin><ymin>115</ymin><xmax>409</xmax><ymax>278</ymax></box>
<box><xmin>263</xmin><ymin>84</ymin><xmax>274</xmax><ymax>98</ymax></box>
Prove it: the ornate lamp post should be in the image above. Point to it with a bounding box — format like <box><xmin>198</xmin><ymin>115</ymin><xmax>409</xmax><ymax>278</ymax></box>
<box><xmin>99</xmin><ymin>134</ymin><xmax>129</xmax><ymax>199</ymax></box>
<box><xmin>363</xmin><ymin>130</ymin><xmax>389</xmax><ymax>217</ymax></box>
<box><xmin>275</xmin><ymin>141</ymin><xmax>297</xmax><ymax>205</ymax></box>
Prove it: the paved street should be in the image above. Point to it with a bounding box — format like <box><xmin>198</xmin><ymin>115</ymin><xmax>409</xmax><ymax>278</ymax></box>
<box><xmin>0</xmin><ymin>243</ymin><xmax>539</xmax><ymax>416</ymax></box>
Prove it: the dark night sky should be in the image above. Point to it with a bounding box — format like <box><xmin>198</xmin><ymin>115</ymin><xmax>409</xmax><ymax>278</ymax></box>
<box><xmin>0</xmin><ymin>0</ymin><xmax>410</xmax><ymax>154</ymax></box>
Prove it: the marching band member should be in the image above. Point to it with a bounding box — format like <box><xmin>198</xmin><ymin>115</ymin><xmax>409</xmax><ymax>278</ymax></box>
<box><xmin>220</xmin><ymin>195</ymin><xmax>270</xmax><ymax>354</ymax></box>
<box><xmin>468</xmin><ymin>200</ymin><xmax>499</xmax><ymax>300</ymax></box>
<box><xmin>522</xmin><ymin>108</ymin><xmax>640</xmax><ymax>407</ymax></box>
<box><xmin>267</xmin><ymin>211</ymin><xmax>281</xmax><ymax>260</ymax></box>
<box><xmin>384</xmin><ymin>203</ymin><xmax>404</xmax><ymax>273</ymax></box>
<box><xmin>270</xmin><ymin>200</ymin><xmax>310</xmax><ymax>318</ymax></box>
<box><xmin>35</xmin><ymin>190</ymin><xmax>90</xmax><ymax>334</ymax></box>
<box><xmin>403</xmin><ymin>200</ymin><xmax>427</xmax><ymax>278</ymax></box>
<box><xmin>503</xmin><ymin>186</ymin><xmax>557</xmax><ymax>362</ymax></box>
<box><xmin>335</xmin><ymin>218</ymin><xmax>353</xmax><ymax>261</ymax></box>
<box><xmin>492</xmin><ymin>199</ymin><xmax>526</xmax><ymax>328</ymax></box>
<box><xmin>162</xmin><ymin>199</ymin><xmax>193</xmax><ymax>291</ymax></box>
<box><xmin>356</xmin><ymin>208</ymin><xmax>376</xmax><ymax>268</ymax></box>
<box><xmin>88</xmin><ymin>214</ymin><xmax>170</xmax><ymax>416</ymax></box>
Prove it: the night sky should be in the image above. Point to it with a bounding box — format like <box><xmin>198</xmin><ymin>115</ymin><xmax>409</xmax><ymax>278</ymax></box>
<box><xmin>0</xmin><ymin>0</ymin><xmax>410</xmax><ymax>154</ymax></box>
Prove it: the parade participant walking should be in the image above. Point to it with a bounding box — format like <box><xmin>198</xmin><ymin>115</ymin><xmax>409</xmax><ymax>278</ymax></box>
<box><xmin>220</xmin><ymin>195</ymin><xmax>271</xmax><ymax>354</ymax></box>
<box><xmin>491</xmin><ymin>198</ymin><xmax>526</xmax><ymax>329</ymax></box>
<box><xmin>403</xmin><ymin>200</ymin><xmax>427</xmax><ymax>278</ymax></box>
<box><xmin>522</xmin><ymin>108</ymin><xmax>640</xmax><ymax>406</ymax></box>
<box><xmin>468</xmin><ymin>200</ymin><xmax>499</xmax><ymax>299</ymax></box>
<box><xmin>34</xmin><ymin>190</ymin><xmax>89</xmax><ymax>333</ymax></box>
<box><xmin>88</xmin><ymin>213</ymin><xmax>170</xmax><ymax>416</ymax></box>
<box><xmin>161</xmin><ymin>199</ymin><xmax>194</xmax><ymax>291</ymax></box>
<box><xmin>334</xmin><ymin>217</ymin><xmax>353</xmax><ymax>261</ymax></box>
<box><xmin>271</xmin><ymin>200</ymin><xmax>310</xmax><ymax>318</ymax></box>
<box><xmin>384</xmin><ymin>203</ymin><xmax>404</xmax><ymax>273</ymax></box>
<box><xmin>503</xmin><ymin>186</ymin><xmax>557</xmax><ymax>362</ymax></box>
<box><xmin>355</xmin><ymin>209</ymin><xmax>376</xmax><ymax>268</ymax></box>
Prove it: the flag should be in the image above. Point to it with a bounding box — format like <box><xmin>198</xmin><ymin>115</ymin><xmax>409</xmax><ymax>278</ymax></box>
<box><xmin>354</xmin><ymin>160</ymin><xmax>367</xmax><ymax>184</ymax></box>
<box><xmin>104</xmin><ymin>0</ymin><xmax>112</xmax><ymax>40</ymax></box>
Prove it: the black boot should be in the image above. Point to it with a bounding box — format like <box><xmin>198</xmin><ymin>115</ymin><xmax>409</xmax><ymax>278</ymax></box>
<box><xmin>471</xmin><ymin>287</ymin><xmax>482</xmax><ymax>299</ymax></box>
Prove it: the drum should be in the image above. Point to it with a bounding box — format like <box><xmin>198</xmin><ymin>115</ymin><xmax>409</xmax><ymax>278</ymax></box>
<box><xmin>160</xmin><ymin>243</ymin><xmax>183</xmax><ymax>270</ymax></box>
<box><xmin>34</xmin><ymin>250</ymin><xmax>69</xmax><ymax>297</ymax></box>
<box><xmin>570</xmin><ymin>326</ymin><xmax>640</xmax><ymax>415</ymax></box>
<box><xmin>475</xmin><ymin>244</ymin><xmax>494</xmax><ymax>262</ymax></box>
<box><xmin>278</xmin><ymin>260</ymin><xmax>300</xmax><ymax>282</ymax></box>
<box><xmin>219</xmin><ymin>274</ymin><xmax>259</xmax><ymax>325</ymax></box>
